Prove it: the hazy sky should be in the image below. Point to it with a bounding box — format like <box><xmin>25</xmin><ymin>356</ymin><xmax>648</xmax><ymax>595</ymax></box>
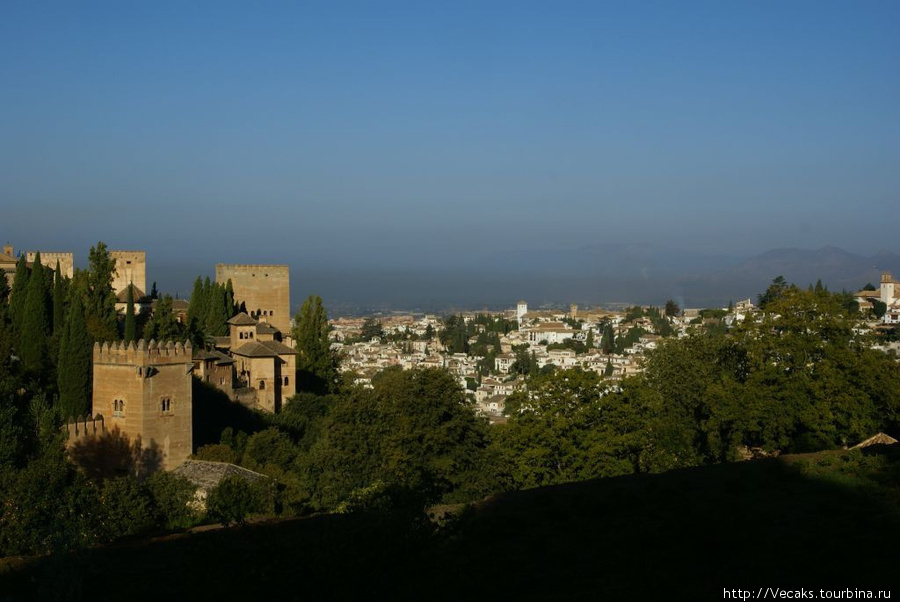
<box><xmin>2</xmin><ymin>1</ymin><xmax>898</xmax><ymax>277</ymax></box>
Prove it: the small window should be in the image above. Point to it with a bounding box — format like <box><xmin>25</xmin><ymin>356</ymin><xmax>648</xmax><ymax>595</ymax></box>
<box><xmin>113</xmin><ymin>399</ymin><xmax>125</xmax><ymax>417</ymax></box>
<box><xmin>259</xmin><ymin>380</ymin><xmax>266</xmax><ymax>390</ymax></box>
<box><xmin>283</xmin><ymin>376</ymin><xmax>289</xmax><ymax>386</ymax></box>
<box><xmin>160</xmin><ymin>397</ymin><xmax>172</xmax><ymax>414</ymax></box>
<box><xmin>249</xmin><ymin>332</ymin><xmax>254</xmax><ymax>339</ymax></box>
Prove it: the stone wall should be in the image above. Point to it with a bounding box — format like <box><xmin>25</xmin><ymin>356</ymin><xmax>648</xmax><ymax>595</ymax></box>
<box><xmin>26</xmin><ymin>251</ymin><xmax>74</xmax><ymax>278</ymax></box>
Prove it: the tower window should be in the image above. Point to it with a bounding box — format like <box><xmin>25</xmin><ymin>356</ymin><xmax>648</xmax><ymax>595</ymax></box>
<box><xmin>160</xmin><ymin>397</ymin><xmax>172</xmax><ymax>414</ymax></box>
<box><xmin>113</xmin><ymin>399</ymin><xmax>125</xmax><ymax>417</ymax></box>
<box><xmin>283</xmin><ymin>376</ymin><xmax>289</xmax><ymax>386</ymax></box>
<box><xmin>259</xmin><ymin>380</ymin><xmax>266</xmax><ymax>390</ymax></box>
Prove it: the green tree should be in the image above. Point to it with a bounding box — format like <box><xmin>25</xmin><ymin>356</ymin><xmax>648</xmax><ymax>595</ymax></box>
<box><xmin>872</xmin><ymin>299</ymin><xmax>887</xmax><ymax>320</ymax></box>
<box><xmin>224</xmin><ymin>279</ymin><xmax>235</xmax><ymax>318</ymax></box>
<box><xmin>144</xmin><ymin>295</ymin><xmax>184</xmax><ymax>343</ymax></box>
<box><xmin>360</xmin><ymin>317</ymin><xmax>384</xmax><ymax>341</ymax></box>
<box><xmin>20</xmin><ymin>255</ymin><xmax>51</xmax><ymax>374</ymax></box>
<box><xmin>123</xmin><ymin>284</ymin><xmax>136</xmax><ymax>343</ymax></box>
<box><xmin>206</xmin><ymin>475</ymin><xmax>265</xmax><ymax>527</ymax></box>
<box><xmin>664</xmin><ymin>299</ymin><xmax>681</xmax><ymax>317</ymax></box>
<box><xmin>206</xmin><ymin>282</ymin><xmax>229</xmax><ymax>337</ymax></box>
<box><xmin>757</xmin><ymin>275</ymin><xmax>789</xmax><ymax>310</ymax></box>
<box><xmin>297</xmin><ymin>368</ymin><xmax>497</xmax><ymax>510</ymax></box>
<box><xmin>57</xmin><ymin>294</ymin><xmax>93</xmax><ymax>419</ymax></box>
<box><xmin>52</xmin><ymin>261</ymin><xmax>66</xmax><ymax>336</ymax></box>
<box><xmin>585</xmin><ymin>328</ymin><xmax>594</xmax><ymax>349</ymax></box>
<box><xmin>292</xmin><ymin>295</ymin><xmax>336</xmax><ymax>393</ymax></box>
<box><xmin>601</xmin><ymin>322</ymin><xmax>615</xmax><ymax>354</ymax></box>
<box><xmin>85</xmin><ymin>242</ymin><xmax>118</xmax><ymax>341</ymax></box>
<box><xmin>8</xmin><ymin>254</ymin><xmax>29</xmax><ymax>334</ymax></box>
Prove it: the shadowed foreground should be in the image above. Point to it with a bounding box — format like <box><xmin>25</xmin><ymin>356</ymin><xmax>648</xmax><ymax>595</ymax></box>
<box><xmin>3</xmin><ymin>447</ymin><xmax>900</xmax><ymax>601</ymax></box>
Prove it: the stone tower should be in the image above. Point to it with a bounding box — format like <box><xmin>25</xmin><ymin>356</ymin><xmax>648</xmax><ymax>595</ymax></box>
<box><xmin>92</xmin><ymin>339</ymin><xmax>193</xmax><ymax>470</ymax></box>
<box><xmin>216</xmin><ymin>264</ymin><xmax>291</xmax><ymax>335</ymax></box>
<box><xmin>110</xmin><ymin>251</ymin><xmax>147</xmax><ymax>297</ymax></box>
<box><xmin>517</xmin><ymin>300</ymin><xmax>528</xmax><ymax>322</ymax></box>
<box><xmin>881</xmin><ymin>273</ymin><xmax>896</xmax><ymax>306</ymax></box>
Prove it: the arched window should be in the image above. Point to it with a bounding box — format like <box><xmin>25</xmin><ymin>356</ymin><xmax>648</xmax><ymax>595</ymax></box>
<box><xmin>283</xmin><ymin>376</ymin><xmax>289</xmax><ymax>386</ymax></box>
<box><xmin>160</xmin><ymin>398</ymin><xmax>172</xmax><ymax>414</ymax></box>
<box><xmin>113</xmin><ymin>399</ymin><xmax>125</xmax><ymax>416</ymax></box>
<box><xmin>259</xmin><ymin>380</ymin><xmax>266</xmax><ymax>390</ymax></box>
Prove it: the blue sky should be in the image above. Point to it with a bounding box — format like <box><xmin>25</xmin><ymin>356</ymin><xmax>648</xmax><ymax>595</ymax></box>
<box><xmin>1</xmin><ymin>1</ymin><xmax>898</xmax><ymax>280</ymax></box>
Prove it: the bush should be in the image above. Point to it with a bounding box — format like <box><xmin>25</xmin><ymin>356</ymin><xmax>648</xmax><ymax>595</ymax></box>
<box><xmin>206</xmin><ymin>475</ymin><xmax>272</xmax><ymax>527</ymax></box>
<box><xmin>146</xmin><ymin>471</ymin><xmax>199</xmax><ymax>530</ymax></box>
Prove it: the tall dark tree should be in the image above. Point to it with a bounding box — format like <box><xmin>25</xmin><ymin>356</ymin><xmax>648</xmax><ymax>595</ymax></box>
<box><xmin>224</xmin><ymin>279</ymin><xmax>235</xmax><ymax>318</ymax></box>
<box><xmin>85</xmin><ymin>242</ymin><xmax>118</xmax><ymax>341</ymax></box>
<box><xmin>186</xmin><ymin>277</ymin><xmax>206</xmax><ymax>329</ymax></box>
<box><xmin>0</xmin><ymin>266</ymin><xmax>10</xmax><ymax>326</ymax></box>
<box><xmin>292</xmin><ymin>295</ymin><xmax>336</xmax><ymax>393</ymax></box>
<box><xmin>585</xmin><ymin>328</ymin><xmax>594</xmax><ymax>349</ymax></box>
<box><xmin>58</xmin><ymin>294</ymin><xmax>92</xmax><ymax>419</ymax></box>
<box><xmin>8</xmin><ymin>255</ymin><xmax>29</xmax><ymax>334</ymax></box>
<box><xmin>52</xmin><ymin>261</ymin><xmax>66</xmax><ymax>336</ymax></box>
<box><xmin>206</xmin><ymin>283</ymin><xmax>228</xmax><ymax>337</ymax></box>
<box><xmin>601</xmin><ymin>323</ymin><xmax>615</xmax><ymax>354</ymax></box>
<box><xmin>20</xmin><ymin>255</ymin><xmax>51</xmax><ymax>374</ymax></box>
<box><xmin>123</xmin><ymin>284</ymin><xmax>136</xmax><ymax>343</ymax></box>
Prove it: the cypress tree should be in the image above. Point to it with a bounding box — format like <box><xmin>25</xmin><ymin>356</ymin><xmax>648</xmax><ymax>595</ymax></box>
<box><xmin>123</xmin><ymin>283</ymin><xmax>136</xmax><ymax>343</ymax></box>
<box><xmin>206</xmin><ymin>283</ymin><xmax>228</xmax><ymax>337</ymax></box>
<box><xmin>52</xmin><ymin>261</ymin><xmax>65</xmax><ymax>335</ymax></box>
<box><xmin>224</xmin><ymin>279</ymin><xmax>235</xmax><ymax>318</ymax></box>
<box><xmin>20</xmin><ymin>254</ymin><xmax>51</xmax><ymax>373</ymax></box>
<box><xmin>86</xmin><ymin>242</ymin><xmax>118</xmax><ymax>341</ymax></box>
<box><xmin>0</xmin><ymin>267</ymin><xmax>10</xmax><ymax>326</ymax></box>
<box><xmin>8</xmin><ymin>255</ymin><xmax>29</xmax><ymax>334</ymax></box>
<box><xmin>58</xmin><ymin>294</ymin><xmax>92</xmax><ymax>419</ymax></box>
<box><xmin>585</xmin><ymin>328</ymin><xmax>594</xmax><ymax>349</ymax></box>
<box><xmin>202</xmin><ymin>276</ymin><xmax>213</xmax><ymax>325</ymax></box>
<box><xmin>186</xmin><ymin>276</ymin><xmax>204</xmax><ymax>328</ymax></box>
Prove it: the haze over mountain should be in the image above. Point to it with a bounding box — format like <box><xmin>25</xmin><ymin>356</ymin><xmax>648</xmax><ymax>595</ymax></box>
<box><xmin>146</xmin><ymin>245</ymin><xmax>898</xmax><ymax>314</ymax></box>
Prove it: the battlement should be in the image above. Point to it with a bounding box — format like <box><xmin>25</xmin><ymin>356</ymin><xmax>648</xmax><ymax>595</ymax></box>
<box><xmin>26</xmin><ymin>251</ymin><xmax>74</xmax><ymax>278</ymax></box>
<box><xmin>63</xmin><ymin>414</ymin><xmax>107</xmax><ymax>443</ymax></box>
<box><xmin>93</xmin><ymin>339</ymin><xmax>193</xmax><ymax>365</ymax></box>
<box><xmin>216</xmin><ymin>263</ymin><xmax>289</xmax><ymax>272</ymax></box>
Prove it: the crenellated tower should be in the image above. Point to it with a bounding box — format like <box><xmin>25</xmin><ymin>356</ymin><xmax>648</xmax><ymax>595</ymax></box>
<box><xmin>91</xmin><ymin>339</ymin><xmax>193</xmax><ymax>470</ymax></box>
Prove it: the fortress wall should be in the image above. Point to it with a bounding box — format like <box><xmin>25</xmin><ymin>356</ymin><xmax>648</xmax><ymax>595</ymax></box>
<box><xmin>26</xmin><ymin>252</ymin><xmax>74</xmax><ymax>278</ymax></box>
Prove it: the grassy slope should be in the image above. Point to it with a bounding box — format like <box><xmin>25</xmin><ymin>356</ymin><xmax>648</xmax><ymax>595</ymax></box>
<box><xmin>3</xmin><ymin>447</ymin><xmax>900</xmax><ymax>601</ymax></box>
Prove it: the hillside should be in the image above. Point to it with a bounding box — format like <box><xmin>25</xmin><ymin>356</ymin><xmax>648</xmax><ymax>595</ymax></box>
<box><xmin>3</xmin><ymin>446</ymin><xmax>899</xmax><ymax>600</ymax></box>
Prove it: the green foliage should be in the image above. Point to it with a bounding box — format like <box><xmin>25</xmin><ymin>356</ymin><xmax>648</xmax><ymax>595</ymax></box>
<box><xmin>493</xmin><ymin>369</ymin><xmax>657</xmax><ymax>489</ymax></box>
<box><xmin>664</xmin><ymin>299</ymin><xmax>680</xmax><ymax>317</ymax></box>
<box><xmin>57</xmin><ymin>294</ymin><xmax>92</xmax><ymax>419</ymax></box>
<box><xmin>84</xmin><ymin>242</ymin><xmax>119</xmax><ymax>341</ymax></box>
<box><xmin>292</xmin><ymin>295</ymin><xmax>337</xmax><ymax>393</ymax></box>
<box><xmin>100</xmin><ymin>476</ymin><xmax>157</xmax><ymax>539</ymax></box>
<box><xmin>601</xmin><ymin>322</ymin><xmax>615</xmax><ymax>353</ymax></box>
<box><xmin>8</xmin><ymin>254</ymin><xmax>29</xmax><ymax>335</ymax></box>
<box><xmin>439</xmin><ymin>314</ymin><xmax>469</xmax><ymax>354</ymax></box>
<box><xmin>757</xmin><ymin>275</ymin><xmax>789</xmax><ymax>310</ymax></box>
<box><xmin>297</xmin><ymin>368</ymin><xmax>498</xmax><ymax>510</ymax></box>
<box><xmin>145</xmin><ymin>471</ymin><xmax>199</xmax><ymax>530</ymax></box>
<box><xmin>206</xmin><ymin>475</ymin><xmax>271</xmax><ymax>527</ymax></box>
<box><xmin>0</xmin><ymin>443</ymin><xmax>105</xmax><ymax>556</ymax></box>
<box><xmin>871</xmin><ymin>299</ymin><xmax>887</xmax><ymax>319</ymax></box>
<box><xmin>20</xmin><ymin>256</ymin><xmax>51</xmax><ymax>375</ymax></box>
<box><xmin>360</xmin><ymin>316</ymin><xmax>384</xmax><ymax>341</ymax></box>
<box><xmin>144</xmin><ymin>295</ymin><xmax>185</xmax><ymax>343</ymax></box>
